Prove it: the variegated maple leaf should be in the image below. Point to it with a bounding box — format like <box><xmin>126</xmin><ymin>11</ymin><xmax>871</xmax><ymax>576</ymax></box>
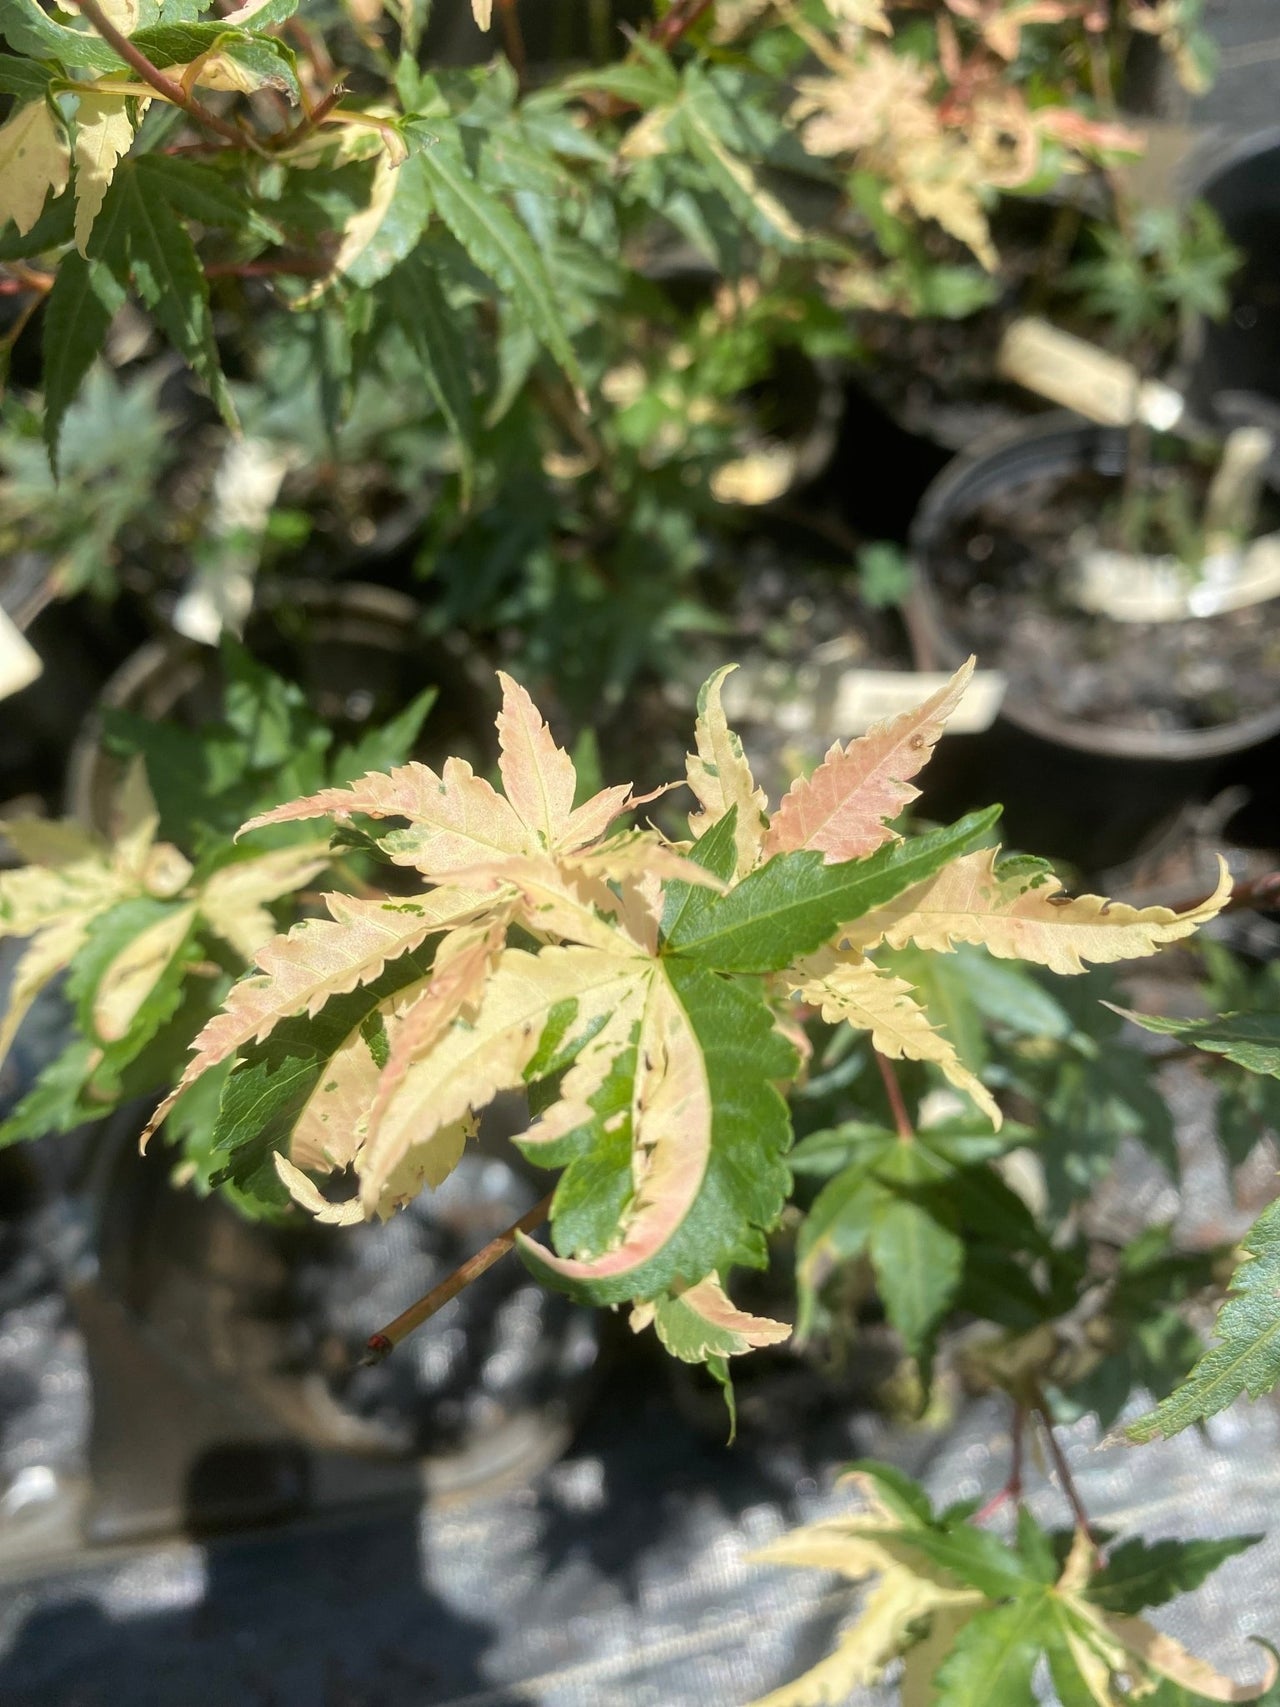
<box><xmin>750</xmin><ymin>1468</ymin><xmax>1272</xmax><ymax>1707</ymax></box>
<box><xmin>147</xmin><ymin>665</ymin><xmax>1229</xmax><ymax>1366</ymax></box>
<box><xmin>0</xmin><ymin>760</ymin><xmax>332</xmax><ymax>1088</ymax></box>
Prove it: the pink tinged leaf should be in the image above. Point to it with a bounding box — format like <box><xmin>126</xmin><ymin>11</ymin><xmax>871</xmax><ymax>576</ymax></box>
<box><xmin>561</xmin><ymin>831</ymin><xmax>727</xmax><ymax>892</ymax></box>
<box><xmin>846</xmin><ymin>850</ymin><xmax>1233</xmax><ymax>975</ymax></box>
<box><xmin>355</xmin><ymin>945</ymin><xmax>650</xmax><ymax>1214</ymax></box>
<box><xmin>667</xmin><ymin>1274</ymin><xmax>792</xmax><ymax>1352</ymax></box>
<box><xmin>516</xmin><ymin>968</ymin><xmax>712</xmax><ymax>1283</ymax></box>
<box><xmin>239</xmin><ymin>758</ymin><xmax>537</xmax><ymax>876</ymax></box>
<box><xmin>138</xmin><ymin>886</ymin><xmax>489</xmax><ymax>1149</ymax></box>
<box><xmin>558</xmin><ymin>784</ymin><xmax>635</xmax><ymax>853</ymax></box>
<box><xmin>686</xmin><ymin>664</ymin><xmax>769</xmax><ymax>878</ymax></box>
<box><xmin>763</xmin><ymin>657</ymin><xmax>975</xmax><ymax>863</ymax></box>
<box><xmin>360</xmin><ymin>920</ymin><xmax>508</xmax><ymax>1162</ymax></box>
<box><xmin>495</xmin><ymin>671</ymin><xmax>578</xmax><ymax>846</ymax></box>
<box><xmin>451</xmin><ymin>856</ymin><xmax>648</xmax><ymax>954</ymax></box>
<box><xmin>289</xmin><ymin>970</ymin><xmax>442</xmax><ymax>1173</ymax></box>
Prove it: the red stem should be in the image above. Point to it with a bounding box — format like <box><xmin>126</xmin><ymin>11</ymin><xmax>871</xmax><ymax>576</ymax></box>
<box><xmin>874</xmin><ymin>1050</ymin><xmax>914</xmax><ymax>1141</ymax></box>
<box><xmin>65</xmin><ymin>0</ymin><xmax>254</xmax><ymax>150</ymax></box>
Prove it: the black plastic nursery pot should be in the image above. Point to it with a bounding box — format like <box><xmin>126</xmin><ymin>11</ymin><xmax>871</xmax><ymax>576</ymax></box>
<box><xmin>905</xmin><ymin>413</ymin><xmax>1280</xmax><ymax>873</ymax></box>
<box><xmin>1184</xmin><ymin>128</ymin><xmax>1280</xmax><ymax>427</ymax></box>
<box><xmin>52</xmin><ymin>584</ymin><xmax>600</xmax><ymax>1537</ymax></box>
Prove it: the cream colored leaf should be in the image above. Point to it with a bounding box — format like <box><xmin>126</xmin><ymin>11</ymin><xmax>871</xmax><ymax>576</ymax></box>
<box><xmin>0</xmin><ymin>818</ymin><xmax>106</xmax><ymax>868</ymax></box>
<box><xmin>288</xmin><ymin>970</ymin><xmax>440</xmax><ymax>1174</ymax></box>
<box><xmin>139</xmin><ymin>886</ymin><xmax>490</xmax><ymax>1148</ymax></box>
<box><xmin>847</xmin><ymin>850</ymin><xmax>1233</xmax><ymax>974</ymax></box>
<box><xmin>330</xmin><ymin>149</ymin><xmax>400</xmax><ymax>280</ymax></box>
<box><xmin>0</xmin><ymin>102</ymin><xmax>70</xmax><ymax>238</ymax></box>
<box><xmin>791</xmin><ymin>947</ymin><xmax>1001</xmax><ymax>1126</ymax></box>
<box><xmin>97</xmin><ymin>0</ymin><xmax>139</xmax><ymax>28</ymax></box>
<box><xmin>93</xmin><ymin>901</ymin><xmax>196</xmax><ymax>1044</ymax></box>
<box><xmin>0</xmin><ymin>858</ymin><xmax>125</xmax><ymax>940</ymax></box>
<box><xmin>561</xmin><ymin>830</ymin><xmax>727</xmax><ymax>893</ymax></box>
<box><xmin>1105</xmin><ymin>1615</ymin><xmax>1266</xmax><ymax>1702</ymax></box>
<box><xmin>111</xmin><ymin>757</ymin><xmax>161</xmax><ymax>878</ymax></box>
<box><xmin>687</xmin><ymin>664</ymin><xmax>768</xmax><ymax>878</ymax></box>
<box><xmin>750</xmin><ymin>1567</ymin><xmax>973</xmax><ymax>1707</ymax></box>
<box><xmin>899</xmin><ymin>1602</ymin><xmax>986</xmax><ymax>1707</ymax></box>
<box><xmin>764</xmin><ymin>659</ymin><xmax>975</xmax><ymax>862</ymax></box>
<box><xmin>368</xmin><ymin>1113</ymin><xmax>477</xmax><ymax>1218</ymax></box>
<box><xmin>0</xmin><ymin>917</ymin><xmax>91</xmax><ymax>1072</ymax></box>
<box><xmin>515</xmin><ymin>966</ymin><xmax>712</xmax><ymax>1284</ymax></box>
<box><xmin>240</xmin><ymin>758</ymin><xmax>536</xmax><ymax>877</ymax></box>
<box><xmin>457</xmin><ymin>856</ymin><xmax>646</xmax><ymax>953</ymax></box>
<box><xmin>656</xmin><ymin>1273</ymin><xmax>792</xmax><ymax>1355</ymax></box>
<box><xmin>520</xmin><ymin>982</ymin><xmax>649</xmax><ymax>1153</ymax></box>
<box><xmin>471</xmin><ymin>0</ymin><xmax>493</xmax><ymax>26</ymax></box>
<box><xmin>495</xmin><ymin>670</ymin><xmax>577</xmax><ymax>847</ymax></box>
<box><xmin>272</xmin><ymin>1152</ymin><xmax>366</xmax><ymax>1224</ymax></box>
<box><xmin>73</xmin><ymin>90</ymin><xmax>137</xmax><ymax>255</ymax></box>
<box><xmin>172</xmin><ymin>51</ymin><xmax>291</xmax><ymax>95</ymax></box>
<box><xmin>357</xmin><ymin>944</ymin><xmax>651</xmax><ymax>1213</ymax></box>
<box><xmin>359</xmin><ymin>921</ymin><xmax>508</xmax><ymax>1165</ymax></box>
<box><xmin>199</xmin><ymin>843</ymin><xmax>333</xmax><ymax>961</ymax></box>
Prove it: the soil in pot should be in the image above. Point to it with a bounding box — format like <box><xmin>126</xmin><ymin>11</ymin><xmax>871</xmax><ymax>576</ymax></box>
<box><xmin>926</xmin><ymin>445</ymin><xmax>1280</xmax><ymax>735</ymax></box>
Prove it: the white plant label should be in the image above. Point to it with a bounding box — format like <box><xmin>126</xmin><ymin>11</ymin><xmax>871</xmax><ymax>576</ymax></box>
<box><xmin>0</xmin><ymin>607</ymin><xmax>42</xmax><ymax>701</ymax></box>
<box><xmin>1075</xmin><ymin>534</ymin><xmax>1280</xmax><ymax>622</ymax></box>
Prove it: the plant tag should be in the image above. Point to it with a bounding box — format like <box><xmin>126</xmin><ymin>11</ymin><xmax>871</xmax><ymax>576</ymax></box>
<box><xmin>1074</xmin><ymin>535</ymin><xmax>1280</xmax><ymax>622</ymax></box>
<box><xmin>0</xmin><ymin>607</ymin><xmax>42</xmax><ymax>701</ymax></box>
<box><xmin>998</xmin><ymin>317</ymin><xmax>1184</xmax><ymax>430</ymax></box>
<box><xmin>832</xmin><ymin>668</ymin><xmax>1006</xmax><ymax>735</ymax></box>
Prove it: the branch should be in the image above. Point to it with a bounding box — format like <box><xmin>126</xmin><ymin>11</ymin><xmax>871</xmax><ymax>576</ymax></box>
<box><xmin>361</xmin><ymin>1191</ymin><xmax>554</xmax><ymax>1365</ymax></box>
<box><xmin>64</xmin><ymin>0</ymin><xmax>255</xmax><ymax>151</ymax></box>
<box><xmin>203</xmin><ymin>255</ymin><xmax>330</xmax><ymax>279</ymax></box>
<box><xmin>1033</xmin><ymin>1387</ymin><xmax>1099</xmax><ymax>1548</ymax></box>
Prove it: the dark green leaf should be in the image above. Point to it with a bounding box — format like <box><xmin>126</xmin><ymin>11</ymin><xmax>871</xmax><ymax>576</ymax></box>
<box><xmin>0</xmin><ymin>58</ymin><xmax>52</xmax><ymax>100</ymax></box>
<box><xmin>931</xmin><ymin>1593</ymin><xmax>1051</xmax><ymax>1706</ymax></box>
<box><xmin>1113</xmin><ymin>1006</ymin><xmax>1280</xmax><ymax>1080</ymax></box>
<box><xmin>330</xmin><ymin>686</ymin><xmax>436</xmax><ymax>784</ymax></box>
<box><xmin>1088</xmin><ymin>1532</ymin><xmax>1262</xmax><ymax>1614</ymax></box>
<box><xmin>89</xmin><ymin>162</ymin><xmax>236</xmax><ymax>428</ymax></box>
<box><xmin>384</xmin><ymin>250</ymin><xmax>476</xmax><ymax>498</ymax></box>
<box><xmin>0</xmin><ymin>0</ymin><xmax>121</xmax><ymax>71</ymax></box>
<box><xmin>520</xmin><ymin>960</ymin><xmax>796</xmax><ymax>1306</ymax></box>
<box><xmin>1128</xmin><ymin>1196</ymin><xmax>1280</xmax><ymax>1440</ymax></box>
<box><xmin>407</xmin><ymin>119</ymin><xmax>585</xmax><ymax>395</ymax></box>
<box><xmin>868</xmin><ymin>1190</ymin><xmax>963</xmax><ymax>1360</ymax></box>
<box><xmin>41</xmin><ymin>252</ymin><xmax>125</xmax><ymax>473</ymax></box>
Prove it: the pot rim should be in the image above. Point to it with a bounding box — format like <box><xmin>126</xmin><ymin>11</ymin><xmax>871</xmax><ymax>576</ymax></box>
<box><xmin>906</xmin><ymin>410</ymin><xmax>1280</xmax><ymax>763</ymax></box>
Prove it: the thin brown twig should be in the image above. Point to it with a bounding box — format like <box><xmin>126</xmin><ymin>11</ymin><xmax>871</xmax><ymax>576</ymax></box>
<box><xmin>649</xmin><ymin>0</ymin><xmax>714</xmax><ymax>50</ymax></box>
<box><xmin>973</xmin><ymin>1401</ymin><xmax>1026</xmax><ymax>1523</ymax></box>
<box><xmin>65</xmin><ymin>0</ymin><xmax>258</xmax><ymax>151</ymax></box>
<box><xmin>273</xmin><ymin>82</ymin><xmax>347</xmax><ymax>149</ymax></box>
<box><xmin>361</xmin><ymin>1191</ymin><xmax>555</xmax><ymax>1365</ymax></box>
<box><xmin>1033</xmin><ymin>1388</ymin><xmax>1098</xmax><ymax>1546</ymax></box>
<box><xmin>874</xmin><ymin>1050</ymin><xmax>914</xmax><ymax>1142</ymax></box>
